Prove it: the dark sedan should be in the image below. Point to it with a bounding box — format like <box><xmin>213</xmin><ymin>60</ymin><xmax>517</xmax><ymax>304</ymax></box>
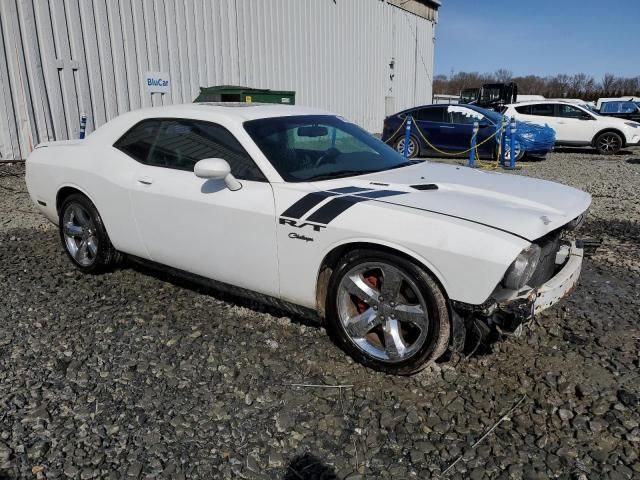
<box><xmin>381</xmin><ymin>104</ymin><xmax>554</xmax><ymax>160</ymax></box>
<box><xmin>598</xmin><ymin>101</ymin><xmax>640</xmax><ymax>122</ymax></box>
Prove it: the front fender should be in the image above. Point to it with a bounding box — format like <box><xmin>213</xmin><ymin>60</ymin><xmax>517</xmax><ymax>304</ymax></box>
<box><xmin>276</xmin><ymin>198</ymin><xmax>530</xmax><ymax>309</ymax></box>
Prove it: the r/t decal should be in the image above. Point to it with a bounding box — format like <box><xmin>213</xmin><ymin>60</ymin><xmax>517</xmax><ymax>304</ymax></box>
<box><xmin>279</xmin><ymin>218</ymin><xmax>326</xmax><ymax>231</ymax></box>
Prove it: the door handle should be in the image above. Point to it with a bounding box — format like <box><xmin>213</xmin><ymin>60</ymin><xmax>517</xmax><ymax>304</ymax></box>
<box><xmin>137</xmin><ymin>176</ymin><xmax>153</xmax><ymax>185</ymax></box>
<box><xmin>439</xmin><ymin>125</ymin><xmax>455</xmax><ymax>129</ymax></box>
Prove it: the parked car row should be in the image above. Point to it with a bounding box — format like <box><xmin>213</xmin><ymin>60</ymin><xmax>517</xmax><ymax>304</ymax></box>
<box><xmin>381</xmin><ymin>98</ymin><xmax>640</xmax><ymax>158</ymax></box>
<box><xmin>381</xmin><ymin>104</ymin><xmax>555</xmax><ymax>160</ymax></box>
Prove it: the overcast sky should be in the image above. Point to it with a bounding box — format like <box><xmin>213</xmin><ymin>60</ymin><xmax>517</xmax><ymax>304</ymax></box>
<box><xmin>434</xmin><ymin>0</ymin><xmax>639</xmax><ymax>80</ymax></box>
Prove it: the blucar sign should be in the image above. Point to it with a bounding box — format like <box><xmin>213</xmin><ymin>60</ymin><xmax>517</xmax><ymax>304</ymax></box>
<box><xmin>144</xmin><ymin>71</ymin><xmax>170</xmax><ymax>93</ymax></box>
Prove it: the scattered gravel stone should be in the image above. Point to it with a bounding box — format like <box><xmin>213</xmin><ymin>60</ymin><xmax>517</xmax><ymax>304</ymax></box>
<box><xmin>1</xmin><ymin>151</ymin><xmax>639</xmax><ymax>478</ymax></box>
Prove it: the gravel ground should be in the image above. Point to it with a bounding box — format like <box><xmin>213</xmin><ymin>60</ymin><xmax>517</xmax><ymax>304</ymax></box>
<box><xmin>1</xmin><ymin>148</ymin><xmax>639</xmax><ymax>480</ymax></box>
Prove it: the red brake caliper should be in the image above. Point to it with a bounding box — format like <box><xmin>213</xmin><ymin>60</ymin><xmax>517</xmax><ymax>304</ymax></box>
<box><xmin>356</xmin><ymin>274</ymin><xmax>379</xmax><ymax>314</ymax></box>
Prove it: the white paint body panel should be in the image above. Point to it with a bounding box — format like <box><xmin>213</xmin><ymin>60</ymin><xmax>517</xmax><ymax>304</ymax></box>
<box><xmin>26</xmin><ymin>104</ymin><xmax>591</xmax><ymax>310</ymax></box>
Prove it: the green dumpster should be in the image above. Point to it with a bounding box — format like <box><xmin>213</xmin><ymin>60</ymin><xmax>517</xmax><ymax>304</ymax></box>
<box><xmin>194</xmin><ymin>85</ymin><xmax>295</xmax><ymax>105</ymax></box>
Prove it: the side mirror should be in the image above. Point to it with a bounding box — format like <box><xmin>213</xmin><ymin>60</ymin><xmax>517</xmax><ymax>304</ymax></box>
<box><xmin>194</xmin><ymin>158</ymin><xmax>242</xmax><ymax>191</ymax></box>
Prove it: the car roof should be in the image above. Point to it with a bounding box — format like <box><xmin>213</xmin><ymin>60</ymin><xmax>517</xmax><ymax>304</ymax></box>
<box><xmin>505</xmin><ymin>100</ymin><xmax>586</xmax><ymax>107</ymax></box>
<box><xmin>394</xmin><ymin>103</ymin><xmax>486</xmax><ymax>116</ymax></box>
<box><xmin>127</xmin><ymin>103</ymin><xmax>332</xmax><ymax>121</ymax></box>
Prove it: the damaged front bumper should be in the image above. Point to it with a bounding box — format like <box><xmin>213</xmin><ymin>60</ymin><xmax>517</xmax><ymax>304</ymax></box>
<box><xmin>499</xmin><ymin>240</ymin><xmax>584</xmax><ymax>319</ymax></box>
<box><xmin>449</xmin><ymin>241</ymin><xmax>585</xmax><ymax>350</ymax></box>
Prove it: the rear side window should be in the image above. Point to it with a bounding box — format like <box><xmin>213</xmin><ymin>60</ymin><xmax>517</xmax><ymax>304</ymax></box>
<box><xmin>447</xmin><ymin>106</ymin><xmax>485</xmax><ymax>125</ymax></box>
<box><xmin>515</xmin><ymin>105</ymin><xmax>531</xmax><ymax>114</ymax></box>
<box><xmin>529</xmin><ymin>104</ymin><xmax>554</xmax><ymax>116</ymax></box>
<box><xmin>114</xmin><ymin>118</ymin><xmax>266</xmax><ymax>181</ymax></box>
<box><xmin>114</xmin><ymin>119</ymin><xmax>161</xmax><ymax>162</ymax></box>
<box><xmin>415</xmin><ymin>107</ymin><xmax>445</xmax><ymax>122</ymax></box>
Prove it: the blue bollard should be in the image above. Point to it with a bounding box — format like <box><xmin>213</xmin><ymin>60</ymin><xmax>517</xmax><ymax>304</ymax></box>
<box><xmin>499</xmin><ymin>116</ymin><xmax>507</xmax><ymax>166</ymax></box>
<box><xmin>469</xmin><ymin>121</ymin><xmax>479</xmax><ymax>168</ymax></box>
<box><xmin>403</xmin><ymin>115</ymin><xmax>413</xmax><ymax>159</ymax></box>
<box><xmin>509</xmin><ymin>119</ymin><xmax>517</xmax><ymax>169</ymax></box>
<box><xmin>79</xmin><ymin>115</ymin><xmax>87</xmax><ymax>139</ymax></box>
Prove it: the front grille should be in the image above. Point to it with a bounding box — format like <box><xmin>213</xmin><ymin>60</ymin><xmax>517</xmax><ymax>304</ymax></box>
<box><xmin>528</xmin><ymin>231</ymin><xmax>562</xmax><ymax>287</ymax></box>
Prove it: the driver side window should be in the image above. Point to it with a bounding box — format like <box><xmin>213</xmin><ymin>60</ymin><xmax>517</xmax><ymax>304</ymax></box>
<box><xmin>114</xmin><ymin>118</ymin><xmax>266</xmax><ymax>181</ymax></box>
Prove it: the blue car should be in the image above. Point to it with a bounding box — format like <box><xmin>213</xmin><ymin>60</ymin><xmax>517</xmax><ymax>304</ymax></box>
<box><xmin>381</xmin><ymin>104</ymin><xmax>555</xmax><ymax>160</ymax></box>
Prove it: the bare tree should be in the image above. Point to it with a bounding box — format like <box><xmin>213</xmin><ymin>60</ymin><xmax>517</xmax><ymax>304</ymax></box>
<box><xmin>601</xmin><ymin>73</ymin><xmax>618</xmax><ymax>95</ymax></box>
<box><xmin>432</xmin><ymin>70</ymin><xmax>639</xmax><ymax>100</ymax></box>
<box><xmin>494</xmin><ymin>69</ymin><xmax>513</xmax><ymax>83</ymax></box>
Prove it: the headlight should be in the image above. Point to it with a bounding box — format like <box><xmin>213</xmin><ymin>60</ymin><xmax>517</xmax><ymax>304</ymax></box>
<box><xmin>502</xmin><ymin>244</ymin><xmax>541</xmax><ymax>290</ymax></box>
<box><xmin>625</xmin><ymin>122</ymin><xmax>640</xmax><ymax>128</ymax></box>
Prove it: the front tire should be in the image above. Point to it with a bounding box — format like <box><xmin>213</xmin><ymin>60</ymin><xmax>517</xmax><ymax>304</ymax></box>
<box><xmin>326</xmin><ymin>249</ymin><xmax>450</xmax><ymax>375</ymax></box>
<box><xmin>59</xmin><ymin>193</ymin><xmax>120</xmax><ymax>274</ymax></box>
<box><xmin>595</xmin><ymin>131</ymin><xmax>622</xmax><ymax>155</ymax></box>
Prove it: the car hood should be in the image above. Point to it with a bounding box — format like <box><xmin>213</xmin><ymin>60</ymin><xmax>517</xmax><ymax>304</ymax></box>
<box><xmin>317</xmin><ymin>162</ymin><xmax>591</xmax><ymax>241</ymax></box>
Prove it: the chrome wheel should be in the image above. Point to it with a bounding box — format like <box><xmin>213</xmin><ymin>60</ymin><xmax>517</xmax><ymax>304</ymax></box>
<box><xmin>396</xmin><ymin>137</ymin><xmax>417</xmax><ymax>158</ymax></box>
<box><xmin>336</xmin><ymin>262</ymin><xmax>430</xmax><ymax>362</ymax></box>
<box><xmin>597</xmin><ymin>133</ymin><xmax>621</xmax><ymax>154</ymax></box>
<box><xmin>62</xmin><ymin>203</ymin><xmax>99</xmax><ymax>267</ymax></box>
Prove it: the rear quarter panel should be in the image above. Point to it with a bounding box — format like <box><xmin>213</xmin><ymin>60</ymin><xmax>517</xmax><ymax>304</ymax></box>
<box><xmin>25</xmin><ymin>140</ymin><xmax>147</xmax><ymax>258</ymax></box>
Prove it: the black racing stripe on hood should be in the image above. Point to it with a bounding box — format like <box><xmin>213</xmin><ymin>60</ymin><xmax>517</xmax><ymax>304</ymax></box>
<box><xmin>280</xmin><ymin>191</ymin><xmax>339</xmax><ymax>219</ymax></box>
<box><xmin>354</xmin><ymin>190</ymin><xmax>407</xmax><ymax>199</ymax></box>
<box><xmin>306</xmin><ymin>196</ymin><xmax>369</xmax><ymax>224</ymax></box>
<box><xmin>327</xmin><ymin>186</ymin><xmax>371</xmax><ymax>194</ymax></box>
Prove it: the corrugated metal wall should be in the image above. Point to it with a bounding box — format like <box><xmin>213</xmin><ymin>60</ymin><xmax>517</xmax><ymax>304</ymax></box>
<box><xmin>0</xmin><ymin>0</ymin><xmax>436</xmax><ymax>161</ymax></box>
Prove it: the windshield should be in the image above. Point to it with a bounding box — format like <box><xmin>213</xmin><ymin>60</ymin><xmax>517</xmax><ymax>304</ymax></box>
<box><xmin>244</xmin><ymin>115</ymin><xmax>411</xmax><ymax>182</ymax></box>
<box><xmin>581</xmin><ymin>104</ymin><xmax>601</xmax><ymax>115</ymax></box>
<box><xmin>460</xmin><ymin>89</ymin><xmax>479</xmax><ymax>103</ymax></box>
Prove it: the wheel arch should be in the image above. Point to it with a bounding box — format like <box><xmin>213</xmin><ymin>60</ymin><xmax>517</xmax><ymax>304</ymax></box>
<box><xmin>56</xmin><ymin>184</ymin><xmax>97</xmax><ymax>215</ymax></box>
<box><xmin>315</xmin><ymin>241</ymin><xmax>449</xmax><ymax>322</ymax></box>
<box><xmin>592</xmin><ymin>128</ymin><xmax>626</xmax><ymax>147</ymax></box>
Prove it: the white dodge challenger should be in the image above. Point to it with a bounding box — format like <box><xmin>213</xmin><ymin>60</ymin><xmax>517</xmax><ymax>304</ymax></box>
<box><xmin>26</xmin><ymin>103</ymin><xmax>591</xmax><ymax>374</ymax></box>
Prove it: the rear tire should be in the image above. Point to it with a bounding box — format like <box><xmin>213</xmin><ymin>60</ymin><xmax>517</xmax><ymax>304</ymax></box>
<box><xmin>394</xmin><ymin>135</ymin><xmax>419</xmax><ymax>159</ymax></box>
<box><xmin>326</xmin><ymin>249</ymin><xmax>450</xmax><ymax>375</ymax></box>
<box><xmin>59</xmin><ymin>193</ymin><xmax>121</xmax><ymax>274</ymax></box>
<box><xmin>595</xmin><ymin>131</ymin><xmax>622</xmax><ymax>155</ymax></box>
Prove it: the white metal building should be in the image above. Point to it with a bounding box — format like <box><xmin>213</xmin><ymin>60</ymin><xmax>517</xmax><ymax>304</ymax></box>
<box><xmin>0</xmin><ymin>0</ymin><xmax>439</xmax><ymax>161</ymax></box>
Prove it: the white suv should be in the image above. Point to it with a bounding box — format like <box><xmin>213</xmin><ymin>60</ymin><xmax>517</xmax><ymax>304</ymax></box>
<box><xmin>503</xmin><ymin>100</ymin><xmax>640</xmax><ymax>155</ymax></box>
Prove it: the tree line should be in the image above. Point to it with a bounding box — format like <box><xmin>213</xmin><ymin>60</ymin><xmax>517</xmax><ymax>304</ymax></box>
<box><xmin>433</xmin><ymin>70</ymin><xmax>640</xmax><ymax>100</ymax></box>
